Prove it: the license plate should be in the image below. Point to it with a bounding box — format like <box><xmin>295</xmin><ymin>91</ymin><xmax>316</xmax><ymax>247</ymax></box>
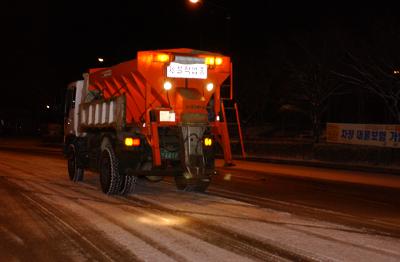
<box><xmin>167</xmin><ymin>62</ymin><xmax>207</xmax><ymax>79</ymax></box>
<box><xmin>159</xmin><ymin>111</ymin><xmax>175</xmax><ymax>122</ymax></box>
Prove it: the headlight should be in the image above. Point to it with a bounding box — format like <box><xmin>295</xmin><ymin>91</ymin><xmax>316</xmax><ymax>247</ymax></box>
<box><xmin>164</xmin><ymin>81</ymin><xmax>172</xmax><ymax>90</ymax></box>
<box><xmin>206</xmin><ymin>83</ymin><xmax>214</xmax><ymax>92</ymax></box>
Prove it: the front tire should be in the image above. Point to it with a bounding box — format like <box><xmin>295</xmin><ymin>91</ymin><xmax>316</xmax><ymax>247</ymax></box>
<box><xmin>67</xmin><ymin>144</ymin><xmax>84</xmax><ymax>182</ymax></box>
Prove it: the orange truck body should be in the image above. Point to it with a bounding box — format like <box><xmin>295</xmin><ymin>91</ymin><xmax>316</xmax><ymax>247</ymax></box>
<box><xmin>64</xmin><ymin>48</ymin><xmax>237</xmax><ymax>194</ymax></box>
<box><xmin>87</xmin><ymin>48</ymin><xmax>233</xmax><ymax>166</ymax></box>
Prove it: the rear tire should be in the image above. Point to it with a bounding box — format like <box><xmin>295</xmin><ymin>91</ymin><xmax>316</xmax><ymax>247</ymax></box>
<box><xmin>119</xmin><ymin>175</ymin><xmax>137</xmax><ymax>195</ymax></box>
<box><xmin>67</xmin><ymin>144</ymin><xmax>84</xmax><ymax>182</ymax></box>
<box><xmin>100</xmin><ymin>144</ymin><xmax>122</xmax><ymax>195</ymax></box>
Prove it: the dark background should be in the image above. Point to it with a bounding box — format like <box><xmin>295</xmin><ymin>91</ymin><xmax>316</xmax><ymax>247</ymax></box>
<box><xmin>1</xmin><ymin>0</ymin><xmax>400</xmax><ymax>136</ymax></box>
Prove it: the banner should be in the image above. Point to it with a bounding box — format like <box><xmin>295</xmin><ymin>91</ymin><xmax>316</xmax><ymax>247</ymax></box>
<box><xmin>326</xmin><ymin>123</ymin><xmax>400</xmax><ymax>148</ymax></box>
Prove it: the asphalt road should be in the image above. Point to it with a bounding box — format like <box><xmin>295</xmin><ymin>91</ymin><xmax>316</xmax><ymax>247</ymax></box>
<box><xmin>0</xmin><ymin>144</ymin><xmax>400</xmax><ymax>261</ymax></box>
<box><xmin>210</xmin><ymin>165</ymin><xmax>400</xmax><ymax>237</ymax></box>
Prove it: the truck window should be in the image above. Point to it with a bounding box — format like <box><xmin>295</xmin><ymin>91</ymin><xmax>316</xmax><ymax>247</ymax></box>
<box><xmin>64</xmin><ymin>88</ymin><xmax>76</xmax><ymax>116</ymax></box>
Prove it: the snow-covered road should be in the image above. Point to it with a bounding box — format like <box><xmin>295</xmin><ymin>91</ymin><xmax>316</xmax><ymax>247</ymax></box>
<box><xmin>0</xmin><ymin>149</ymin><xmax>400</xmax><ymax>261</ymax></box>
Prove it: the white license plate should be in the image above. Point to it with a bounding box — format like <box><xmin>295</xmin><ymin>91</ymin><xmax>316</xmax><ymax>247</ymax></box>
<box><xmin>159</xmin><ymin>111</ymin><xmax>175</xmax><ymax>122</ymax></box>
<box><xmin>167</xmin><ymin>62</ymin><xmax>207</xmax><ymax>79</ymax></box>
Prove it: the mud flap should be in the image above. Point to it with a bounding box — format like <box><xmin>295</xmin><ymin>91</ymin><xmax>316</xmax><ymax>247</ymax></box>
<box><xmin>175</xmin><ymin>125</ymin><xmax>213</xmax><ymax>192</ymax></box>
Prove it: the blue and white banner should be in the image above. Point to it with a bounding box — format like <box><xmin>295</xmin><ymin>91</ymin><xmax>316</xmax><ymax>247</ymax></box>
<box><xmin>327</xmin><ymin>123</ymin><xmax>400</xmax><ymax>148</ymax></box>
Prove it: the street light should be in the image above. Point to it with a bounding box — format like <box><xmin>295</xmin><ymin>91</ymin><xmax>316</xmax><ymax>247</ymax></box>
<box><xmin>187</xmin><ymin>0</ymin><xmax>228</xmax><ymax>12</ymax></box>
<box><xmin>98</xmin><ymin>57</ymin><xmax>104</xmax><ymax>63</ymax></box>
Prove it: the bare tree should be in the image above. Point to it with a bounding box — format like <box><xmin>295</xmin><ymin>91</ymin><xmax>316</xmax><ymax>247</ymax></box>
<box><xmin>334</xmin><ymin>53</ymin><xmax>400</xmax><ymax>123</ymax></box>
<box><xmin>288</xmin><ymin>61</ymin><xmax>342</xmax><ymax>143</ymax></box>
<box><xmin>333</xmin><ymin>14</ymin><xmax>400</xmax><ymax>123</ymax></box>
<box><xmin>236</xmin><ymin>54</ymin><xmax>273</xmax><ymax>125</ymax></box>
<box><xmin>284</xmin><ymin>36</ymin><xmax>343</xmax><ymax>143</ymax></box>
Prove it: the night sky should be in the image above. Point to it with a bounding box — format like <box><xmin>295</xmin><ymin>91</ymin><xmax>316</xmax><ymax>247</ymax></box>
<box><xmin>2</xmin><ymin>1</ymin><xmax>400</xmax><ymax>131</ymax></box>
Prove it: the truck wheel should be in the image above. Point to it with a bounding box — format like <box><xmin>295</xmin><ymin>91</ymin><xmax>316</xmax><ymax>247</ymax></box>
<box><xmin>100</xmin><ymin>145</ymin><xmax>122</xmax><ymax>195</ymax></box>
<box><xmin>119</xmin><ymin>175</ymin><xmax>137</xmax><ymax>195</ymax></box>
<box><xmin>67</xmin><ymin>144</ymin><xmax>84</xmax><ymax>182</ymax></box>
<box><xmin>174</xmin><ymin>175</ymin><xmax>211</xmax><ymax>192</ymax></box>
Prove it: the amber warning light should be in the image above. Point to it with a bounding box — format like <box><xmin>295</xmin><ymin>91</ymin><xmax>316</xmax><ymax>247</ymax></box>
<box><xmin>204</xmin><ymin>138</ymin><xmax>213</xmax><ymax>146</ymax></box>
<box><xmin>154</xmin><ymin>53</ymin><xmax>171</xmax><ymax>63</ymax></box>
<box><xmin>205</xmin><ymin>56</ymin><xmax>223</xmax><ymax>66</ymax></box>
<box><xmin>125</xmin><ymin>137</ymin><xmax>141</xmax><ymax>147</ymax></box>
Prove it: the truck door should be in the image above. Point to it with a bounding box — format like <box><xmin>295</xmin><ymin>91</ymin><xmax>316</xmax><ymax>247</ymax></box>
<box><xmin>64</xmin><ymin>86</ymin><xmax>76</xmax><ymax>136</ymax></box>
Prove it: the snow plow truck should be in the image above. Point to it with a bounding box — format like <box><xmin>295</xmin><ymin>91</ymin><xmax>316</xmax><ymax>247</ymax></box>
<box><xmin>64</xmin><ymin>48</ymin><xmax>239</xmax><ymax>195</ymax></box>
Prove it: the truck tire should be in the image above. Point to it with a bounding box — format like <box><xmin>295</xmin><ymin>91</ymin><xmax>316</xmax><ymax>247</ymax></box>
<box><xmin>174</xmin><ymin>175</ymin><xmax>211</xmax><ymax>192</ymax></box>
<box><xmin>100</xmin><ymin>144</ymin><xmax>122</xmax><ymax>195</ymax></box>
<box><xmin>67</xmin><ymin>144</ymin><xmax>84</xmax><ymax>182</ymax></box>
<box><xmin>119</xmin><ymin>175</ymin><xmax>137</xmax><ymax>195</ymax></box>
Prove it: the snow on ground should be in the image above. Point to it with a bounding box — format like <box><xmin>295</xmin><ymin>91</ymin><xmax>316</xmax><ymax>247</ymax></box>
<box><xmin>0</xmin><ymin>149</ymin><xmax>400</xmax><ymax>261</ymax></box>
<box><xmin>134</xmin><ymin>186</ymin><xmax>400</xmax><ymax>261</ymax></box>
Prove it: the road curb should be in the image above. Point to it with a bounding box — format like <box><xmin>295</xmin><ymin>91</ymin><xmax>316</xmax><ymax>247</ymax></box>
<box><xmin>220</xmin><ymin>155</ymin><xmax>400</xmax><ymax>175</ymax></box>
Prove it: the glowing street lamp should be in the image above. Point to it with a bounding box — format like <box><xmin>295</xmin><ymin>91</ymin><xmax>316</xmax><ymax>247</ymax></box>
<box><xmin>98</xmin><ymin>57</ymin><xmax>104</xmax><ymax>63</ymax></box>
<box><xmin>188</xmin><ymin>0</ymin><xmax>228</xmax><ymax>12</ymax></box>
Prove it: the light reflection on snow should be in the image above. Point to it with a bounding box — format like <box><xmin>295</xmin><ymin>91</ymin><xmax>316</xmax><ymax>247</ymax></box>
<box><xmin>223</xmin><ymin>173</ymin><xmax>232</xmax><ymax>181</ymax></box>
<box><xmin>137</xmin><ymin>215</ymin><xmax>187</xmax><ymax>226</ymax></box>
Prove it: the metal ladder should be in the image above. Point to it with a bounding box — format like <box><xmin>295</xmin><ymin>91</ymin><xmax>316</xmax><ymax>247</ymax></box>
<box><xmin>221</xmin><ymin>98</ymin><xmax>246</xmax><ymax>159</ymax></box>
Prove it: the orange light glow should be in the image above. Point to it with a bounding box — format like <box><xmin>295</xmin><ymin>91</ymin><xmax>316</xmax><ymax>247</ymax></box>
<box><xmin>155</xmin><ymin>53</ymin><xmax>170</xmax><ymax>63</ymax></box>
<box><xmin>205</xmin><ymin>56</ymin><xmax>223</xmax><ymax>66</ymax></box>
<box><xmin>205</xmin><ymin>57</ymin><xmax>215</xmax><ymax>65</ymax></box>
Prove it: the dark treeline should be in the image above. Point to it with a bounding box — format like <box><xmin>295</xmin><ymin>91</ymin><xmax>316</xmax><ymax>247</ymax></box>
<box><xmin>231</xmin><ymin>4</ymin><xmax>400</xmax><ymax>141</ymax></box>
